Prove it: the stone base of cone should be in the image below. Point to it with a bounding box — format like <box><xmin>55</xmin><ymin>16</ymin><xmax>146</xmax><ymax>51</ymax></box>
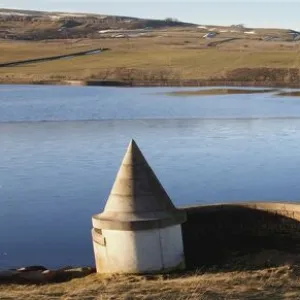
<box><xmin>92</xmin><ymin>225</ymin><xmax>185</xmax><ymax>274</ymax></box>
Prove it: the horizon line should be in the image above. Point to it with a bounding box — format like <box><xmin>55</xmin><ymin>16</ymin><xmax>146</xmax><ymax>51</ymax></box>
<box><xmin>0</xmin><ymin>6</ymin><xmax>297</xmax><ymax>31</ymax></box>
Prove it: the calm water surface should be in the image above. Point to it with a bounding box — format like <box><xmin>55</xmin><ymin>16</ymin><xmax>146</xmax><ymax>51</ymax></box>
<box><xmin>1</xmin><ymin>85</ymin><xmax>300</xmax><ymax>268</ymax></box>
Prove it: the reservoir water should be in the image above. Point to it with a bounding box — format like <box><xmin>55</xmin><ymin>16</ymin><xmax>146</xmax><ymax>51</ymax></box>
<box><xmin>1</xmin><ymin>84</ymin><xmax>300</xmax><ymax>269</ymax></box>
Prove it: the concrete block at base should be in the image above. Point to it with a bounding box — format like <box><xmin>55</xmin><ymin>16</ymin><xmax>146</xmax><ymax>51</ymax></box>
<box><xmin>92</xmin><ymin>225</ymin><xmax>185</xmax><ymax>274</ymax></box>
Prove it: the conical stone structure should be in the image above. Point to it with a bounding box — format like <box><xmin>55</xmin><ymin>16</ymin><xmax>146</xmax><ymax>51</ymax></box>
<box><xmin>92</xmin><ymin>140</ymin><xmax>186</xmax><ymax>274</ymax></box>
<box><xmin>93</xmin><ymin>139</ymin><xmax>186</xmax><ymax>231</ymax></box>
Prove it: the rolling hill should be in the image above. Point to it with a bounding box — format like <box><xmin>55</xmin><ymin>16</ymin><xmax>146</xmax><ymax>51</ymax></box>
<box><xmin>0</xmin><ymin>8</ymin><xmax>196</xmax><ymax>40</ymax></box>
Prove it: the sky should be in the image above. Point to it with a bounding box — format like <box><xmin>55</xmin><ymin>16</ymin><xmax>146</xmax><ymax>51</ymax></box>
<box><xmin>1</xmin><ymin>1</ymin><xmax>300</xmax><ymax>30</ymax></box>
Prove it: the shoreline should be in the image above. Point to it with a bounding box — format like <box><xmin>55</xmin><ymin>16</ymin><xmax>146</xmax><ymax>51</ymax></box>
<box><xmin>1</xmin><ymin>79</ymin><xmax>300</xmax><ymax>89</ymax></box>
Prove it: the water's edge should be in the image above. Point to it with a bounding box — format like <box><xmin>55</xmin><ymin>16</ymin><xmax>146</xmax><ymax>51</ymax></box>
<box><xmin>2</xmin><ymin>79</ymin><xmax>300</xmax><ymax>89</ymax></box>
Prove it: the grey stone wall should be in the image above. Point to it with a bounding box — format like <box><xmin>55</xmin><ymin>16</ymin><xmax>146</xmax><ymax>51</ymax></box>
<box><xmin>180</xmin><ymin>203</ymin><xmax>300</xmax><ymax>270</ymax></box>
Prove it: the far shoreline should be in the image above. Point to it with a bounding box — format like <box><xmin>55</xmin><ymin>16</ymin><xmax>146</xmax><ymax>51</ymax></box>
<box><xmin>1</xmin><ymin>79</ymin><xmax>300</xmax><ymax>89</ymax></box>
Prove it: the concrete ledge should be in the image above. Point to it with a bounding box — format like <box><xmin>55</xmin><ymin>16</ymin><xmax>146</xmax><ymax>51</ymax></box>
<box><xmin>181</xmin><ymin>202</ymin><xmax>300</xmax><ymax>221</ymax></box>
<box><xmin>92</xmin><ymin>210</ymin><xmax>187</xmax><ymax>231</ymax></box>
<box><xmin>182</xmin><ymin>201</ymin><xmax>300</xmax><ymax>211</ymax></box>
<box><xmin>180</xmin><ymin>202</ymin><xmax>300</xmax><ymax>270</ymax></box>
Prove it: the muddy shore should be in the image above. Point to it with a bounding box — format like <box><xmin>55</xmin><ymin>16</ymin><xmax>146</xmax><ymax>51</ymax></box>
<box><xmin>2</xmin><ymin>78</ymin><xmax>300</xmax><ymax>90</ymax></box>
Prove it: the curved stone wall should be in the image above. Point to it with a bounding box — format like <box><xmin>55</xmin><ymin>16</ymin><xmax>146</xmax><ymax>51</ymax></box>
<box><xmin>180</xmin><ymin>202</ymin><xmax>300</xmax><ymax>270</ymax></box>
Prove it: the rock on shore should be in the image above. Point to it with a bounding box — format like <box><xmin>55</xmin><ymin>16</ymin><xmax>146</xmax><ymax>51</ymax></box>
<box><xmin>0</xmin><ymin>265</ymin><xmax>96</xmax><ymax>284</ymax></box>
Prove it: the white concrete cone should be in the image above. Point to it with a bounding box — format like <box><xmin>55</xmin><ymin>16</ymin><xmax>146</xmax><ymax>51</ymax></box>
<box><xmin>92</xmin><ymin>139</ymin><xmax>186</xmax><ymax>274</ymax></box>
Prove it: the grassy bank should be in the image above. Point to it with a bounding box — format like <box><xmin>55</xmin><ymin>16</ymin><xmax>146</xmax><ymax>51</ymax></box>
<box><xmin>2</xmin><ymin>250</ymin><xmax>300</xmax><ymax>299</ymax></box>
<box><xmin>2</xmin><ymin>30</ymin><xmax>300</xmax><ymax>86</ymax></box>
<box><xmin>1</xmin><ymin>266</ymin><xmax>300</xmax><ymax>299</ymax></box>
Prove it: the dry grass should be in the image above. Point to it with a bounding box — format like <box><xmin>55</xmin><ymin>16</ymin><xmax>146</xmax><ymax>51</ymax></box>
<box><xmin>1</xmin><ymin>265</ymin><xmax>300</xmax><ymax>300</ymax></box>
<box><xmin>2</xmin><ymin>28</ymin><xmax>300</xmax><ymax>84</ymax></box>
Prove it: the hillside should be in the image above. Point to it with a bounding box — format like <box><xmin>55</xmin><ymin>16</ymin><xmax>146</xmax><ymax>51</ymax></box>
<box><xmin>2</xmin><ymin>9</ymin><xmax>300</xmax><ymax>87</ymax></box>
<box><xmin>0</xmin><ymin>8</ymin><xmax>196</xmax><ymax>40</ymax></box>
<box><xmin>1</xmin><ymin>8</ymin><xmax>299</xmax><ymax>42</ymax></box>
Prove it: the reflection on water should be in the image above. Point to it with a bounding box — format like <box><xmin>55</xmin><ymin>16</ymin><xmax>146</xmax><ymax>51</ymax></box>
<box><xmin>1</xmin><ymin>85</ymin><xmax>300</xmax><ymax>268</ymax></box>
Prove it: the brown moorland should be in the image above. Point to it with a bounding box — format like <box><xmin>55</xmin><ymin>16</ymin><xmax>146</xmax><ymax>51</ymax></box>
<box><xmin>2</xmin><ymin>27</ymin><xmax>300</xmax><ymax>86</ymax></box>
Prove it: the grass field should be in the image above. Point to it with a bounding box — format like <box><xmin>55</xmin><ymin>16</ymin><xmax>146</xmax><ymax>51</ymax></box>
<box><xmin>1</xmin><ymin>264</ymin><xmax>299</xmax><ymax>299</ymax></box>
<box><xmin>2</xmin><ymin>28</ymin><xmax>300</xmax><ymax>85</ymax></box>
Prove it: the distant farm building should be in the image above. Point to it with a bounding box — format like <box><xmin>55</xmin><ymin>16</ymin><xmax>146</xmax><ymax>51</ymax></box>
<box><xmin>287</xmin><ymin>30</ymin><xmax>300</xmax><ymax>40</ymax></box>
<box><xmin>203</xmin><ymin>32</ymin><xmax>217</xmax><ymax>39</ymax></box>
<box><xmin>99</xmin><ymin>29</ymin><xmax>123</xmax><ymax>34</ymax></box>
<box><xmin>112</xmin><ymin>34</ymin><xmax>127</xmax><ymax>38</ymax></box>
